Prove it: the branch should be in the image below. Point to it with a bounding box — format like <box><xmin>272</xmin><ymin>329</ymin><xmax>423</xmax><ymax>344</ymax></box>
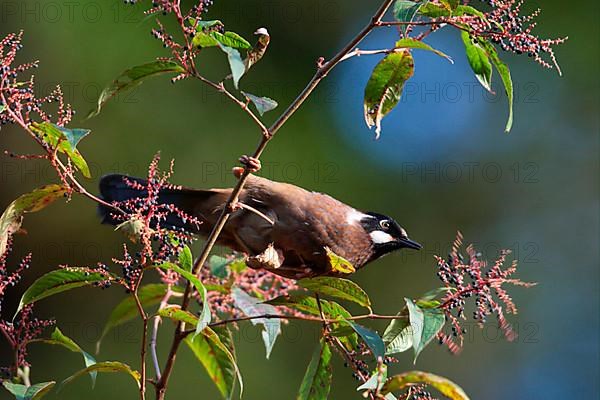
<box><xmin>155</xmin><ymin>1</ymin><xmax>396</xmax><ymax>397</ymax></box>
<box><xmin>132</xmin><ymin>287</ymin><xmax>149</xmax><ymax>400</ymax></box>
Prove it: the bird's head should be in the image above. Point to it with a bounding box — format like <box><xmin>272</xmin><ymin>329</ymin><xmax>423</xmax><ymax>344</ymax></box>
<box><xmin>360</xmin><ymin>212</ymin><xmax>421</xmax><ymax>261</ymax></box>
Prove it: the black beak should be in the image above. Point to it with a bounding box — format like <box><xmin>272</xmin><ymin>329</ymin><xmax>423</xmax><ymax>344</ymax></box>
<box><xmin>398</xmin><ymin>237</ymin><xmax>422</xmax><ymax>250</ymax></box>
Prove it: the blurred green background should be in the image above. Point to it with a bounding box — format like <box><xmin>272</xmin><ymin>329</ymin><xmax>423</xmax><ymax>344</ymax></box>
<box><xmin>1</xmin><ymin>1</ymin><xmax>598</xmax><ymax>399</ymax></box>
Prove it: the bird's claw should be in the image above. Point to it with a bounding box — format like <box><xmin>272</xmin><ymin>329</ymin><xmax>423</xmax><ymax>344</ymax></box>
<box><xmin>239</xmin><ymin>155</ymin><xmax>261</xmax><ymax>173</ymax></box>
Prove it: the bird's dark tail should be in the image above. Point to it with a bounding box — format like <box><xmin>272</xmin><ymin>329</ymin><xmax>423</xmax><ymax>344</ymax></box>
<box><xmin>98</xmin><ymin>174</ymin><xmax>216</xmax><ymax>233</ymax></box>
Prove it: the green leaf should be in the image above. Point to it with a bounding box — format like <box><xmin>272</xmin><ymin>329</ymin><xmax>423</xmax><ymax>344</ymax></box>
<box><xmin>440</xmin><ymin>0</ymin><xmax>459</xmax><ymax>9</ymax></box>
<box><xmin>0</xmin><ymin>104</ymin><xmax>5</xmax><ymax>114</ymax></box>
<box><xmin>395</xmin><ymin>38</ymin><xmax>453</xmax><ymax>63</ymax></box>
<box><xmin>297</xmin><ymin>339</ymin><xmax>332</xmax><ymax>400</ymax></box>
<box><xmin>158</xmin><ymin>305</ymin><xmax>199</xmax><ymax>326</ymax></box>
<box><xmin>60</xmin><ymin>362</ymin><xmax>141</xmax><ymax>390</ymax></box>
<box><xmin>38</xmin><ymin>328</ymin><xmax>97</xmax><ymax>387</ymax></box>
<box><xmin>97</xmin><ymin>284</ymin><xmax>182</xmax><ymax>352</ymax></box>
<box><xmin>325</xmin><ymin>247</ymin><xmax>356</xmax><ymax>274</ymax></box>
<box><xmin>298</xmin><ymin>277</ymin><xmax>371</xmax><ymax>310</ymax></box>
<box><xmin>479</xmin><ymin>40</ymin><xmax>514</xmax><ymax>132</ymax></box>
<box><xmin>87</xmin><ymin>60</ymin><xmax>185</xmax><ymax>118</ymax></box>
<box><xmin>195</xmin><ymin>20</ymin><xmax>224</xmax><ymax>30</ymax></box>
<box><xmin>454</xmin><ymin>5</ymin><xmax>487</xmax><ymax>19</ymax></box>
<box><xmin>267</xmin><ymin>295</ymin><xmax>351</xmax><ymax>320</ymax></box>
<box><xmin>364</xmin><ymin>50</ymin><xmax>415</xmax><ymax>138</ymax></box>
<box><xmin>405</xmin><ymin>298</ymin><xmax>445</xmax><ymax>363</ymax></box>
<box><xmin>192</xmin><ymin>31</ymin><xmax>252</xmax><ymax>50</ymax></box>
<box><xmin>232</xmin><ymin>288</ymin><xmax>280</xmax><ymax>359</ymax></box>
<box><xmin>418</xmin><ymin>3</ymin><xmax>451</xmax><ymax>18</ymax></box>
<box><xmin>185</xmin><ymin>327</ymin><xmax>243</xmax><ymax>400</ymax></box>
<box><xmin>209</xmin><ymin>255</ymin><xmax>230</xmax><ymax>279</ymax></box>
<box><xmin>157</xmin><ymin>263</ymin><xmax>211</xmax><ymax>336</ymax></box>
<box><xmin>0</xmin><ymin>184</ymin><xmax>67</xmax><ymax>256</ymax></box>
<box><xmin>56</xmin><ymin>126</ymin><xmax>91</xmax><ymax>149</ymax></box>
<box><xmin>382</xmin><ymin>314</ymin><xmax>413</xmax><ymax>355</ymax></box>
<box><xmin>179</xmin><ymin>245</ymin><xmax>193</xmax><ymax>272</ymax></box>
<box><xmin>16</xmin><ymin>268</ymin><xmax>114</xmax><ymax>316</ymax></box>
<box><xmin>219</xmin><ymin>45</ymin><xmax>245</xmax><ymax>89</ymax></box>
<box><xmin>357</xmin><ymin>364</ymin><xmax>387</xmax><ymax>392</ymax></box>
<box><xmin>394</xmin><ymin>0</ymin><xmax>428</xmax><ymax>34</ymax></box>
<box><xmin>2</xmin><ymin>381</ymin><xmax>55</xmax><ymax>400</ymax></box>
<box><xmin>347</xmin><ymin>321</ymin><xmax>385</xmax><ymax>360</ymax></box>
<box><xmin>460</xmin><ymin>32</ymin><xmax>493</xmax><ymax>93</ymax></box>
<box><xmin>240</xmin><ymin>91</ymin><xmax>278</xmax><ymax>116</ymax></box>
<box><xmin>30</xmin><ymin>122</ymin><xmax>91</xmax><ymax>177</ymax></box>
<box><xmin>382</xmin><ymin>371</ymin><xmax>470</xmax><ymax>399</ymax></box>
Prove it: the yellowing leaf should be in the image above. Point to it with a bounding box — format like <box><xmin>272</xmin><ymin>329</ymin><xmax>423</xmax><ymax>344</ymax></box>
<box><xmin>325</xmin><ymin>247</ymin><xmax>356</xmax><ymax>274</ymax></box>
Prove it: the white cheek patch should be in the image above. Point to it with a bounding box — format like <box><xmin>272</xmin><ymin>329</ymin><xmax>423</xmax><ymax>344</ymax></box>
<box><xmin>346</xmin><ymin>209</ymin><xmax>371</xmax><ymax>226</ymax></box>
<box><xmin>370</xmin><ymin>230</ymin><xmax>395</xmax><ymax>244</ymax></box>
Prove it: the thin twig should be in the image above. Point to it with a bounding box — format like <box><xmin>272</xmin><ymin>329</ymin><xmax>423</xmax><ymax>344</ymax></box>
<box><xmin>132</xmin><ymin>288</ymin><xmax>149</xmax><ymax>400</ymax></box>
<box><xmin>150</xmin><ymin>287</ymin><xmax>173</xmax><ymax>382</ymax></box>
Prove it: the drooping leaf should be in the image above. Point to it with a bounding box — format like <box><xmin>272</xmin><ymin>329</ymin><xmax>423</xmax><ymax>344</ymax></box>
<box><xmin>394</xmin><ymin>0</ymin><xmax>428</xmax><ymax>34</ymax></box>
<box><xmin>87</xmin><ymin>60</ymin><xmax>185</xmax><ymax>118</ymax></box>
<box><xmin>30</xmin><ymin>122</ymin><xmax>90</xmax><ymax>177</ymax></box>
<box><xmin>232</xmin><ymin>287</ymin><xmax>280</xmax><ymax>359</ymax></box>
<box><xmin>219</xmin><ymin>45</ymin><xmax>246</xmax><ymax>89</ymax></box>
<box><xmin>395</xmin><ymin>38</ymin><xmax>453</xmax><ymax>63</ymax></box>
<box><xmin>192</xmin><ymin>30</ymin><xmax>252</xmax><ymax>50</ymax></box>
<box><xmin>16</xmin><ymin>268</ymin><xmax>114</xmax><ymax>315</ymax></box>
<box><xmin>405</xmin><ymin>298</ymin><xmax>445</xmax><ymax>363</ymax></box>
<box><xmin>157</xmin><ymin>262</ymin><xmax>211</xmax><ymax>336</ymax></box>
<box><xmin>179</xmin><ymin>245</ymin><xmax>194</xmax><ymax>272</ymax></box>
<box><xmin>347</xmin><ymin>321</ymin><xmax>386</xmax><ymax>361</ymax></box>
<box><xmin>382</xmin><ymin>371</ymin><xmax>470</xmax><ymax>399</ymax></box>
<box><xmin>97</xmin><ymin>284</ymin><xmax>182</xmax><ymax>352</ymax></box>
<box><xmin>479</xmin><ymin>40</ymin><xmax>514</xmax><ymax>132</ymax></box>
<box><xmin>2</xmin><ymin>381</ymin><xmax>55</xmax><ymax>400</ymax></box>
<box><xmin>298</xmin><ymin>277</ymin><xmax>371</xmax><ymax>310</ymax></box>
<box><xmin>60</xmin><ymin>362</ymin><xmax>141</xmax><ymax>390</ymax></box>
<box><xmin>364</xmin><ymin>50</ymin><xmax>415</xmax><ymax>138</ymax></box>
<box><xmin>240</xmin><ymin>91</ymin><xmax>278</xmax><ymax>116</ymax></box>
<box><xmin>185</xmin><ymin>327</ymin><xmax>243</xmax><ymax>400</ymax></box>
<box><xmin>37</xmin><ymin>328</ymin><xmax>97</xmax><ymax>386</ymax></box>
<box><xmin>297</xmin><ymin>339</ymin><xmax>332</xmax><ymax>400</ymax></box>
<box><xmin>325</xmin><ymin>247</ymin><xmax>356</xmax><ymax>274</ymax></box>
<box><xmin>158</xmin><ymin>305</ymin><xmax>199</xmax><ymax>326</ymax></box>
<box><xmin>460</xmin><ymin>32</ymin><xmax>493</xmax><ymax>93</ymax></box>
<box><xmin>382</xmin><ymin>313</ymin><xmax>413</xmax><ymax>355</ymax></box>
<box><xmin>0</xmin><ymin>184</ymin><xmax>67</xmax><ymax>256</ymax></box>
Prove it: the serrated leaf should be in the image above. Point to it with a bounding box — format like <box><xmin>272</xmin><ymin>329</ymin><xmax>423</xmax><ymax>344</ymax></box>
<box><xmin>382</xmin><ymin>371</ymin><xmax>470</xmax><ymax>399</ymax></box>
<box><xmin>297</xmin><ymin>339</ymin><xmax>332</xmax><ymax>400</ymax></box>
<box><xmin>218</xmin><ymin>45</ymin><xmax>245</xmax><ymax>89</ymax></box>
<box><xmin>30</xmin><ymin>122</ymin><xmax>90</xmax><ymax>177</ymax></box>
<box><xmin>60</xmin><ymin>361</ymin><xmax>140</xmax><ymax>390</ymax></box>
<box><xmin>479</xmin><ymin>40</ymin><xmax>514</xmax><ymax>132</ymax></box>
<box><xmin>240</xmin><ymin>91</ymin><xmax>278</xmax><ymax>116</ymax></box>
<box><xmin>87</xmin><ymin>60</ymin><xmax>185</xmax><ymax>118</ymax></box>
<box><xmin>97</xmin><ymin>284</ymin><xmax>182</xmax><ymax>352</ymax></box>
<box><xmin>185</xmin><ymin>327</ymin><xmax>243</xmax><ymax>400</ymax></box>
<box><xmin>232</xmin><ymin>288</ymin><xmax>280</xmax><ymax>359</ymax></box>
<box><xmin>0</xmin><ymin>184</ymin><xmax>67</xmax><ymax>256</ymax></box>
<box><xmin>16</xmin><ymin>268</ymin><xmax>114</xmax><ymax>316</ymax></box>
<box><xmin>192</xmin><ymin>31</ymin><xmax>252</xmax><ymax>50</ymax></box>
<box><xmin>395</xmin><ymin>38</ymin><xmax>453</xmax><ymax>63</ymax></box>
<box><xmin>364</xmin><ymin>50</ymin><xmax>415</xmax><ymax>138</ymax></box>
<box><xmin>405</xmin><ymin>298</ymin><xmax>445</xmax><ymax>363</ymax></box>
<box><xmin>157</xmin><ymin>263</ymin><xmax>211</xmax><ymax>336</ymax></box>
<box><xmin>38</xmin><ymin>328</ymin><xmax>97</xmax><ymax>386</ymax></box>
<box><xmin>348</xmin><ymin>321</ymin><xmax>385</xmax><ymax>361</ymax></box>
<box><xmin>298</xmin><ymin>277</ymin><xmax>371</xmax><ymax>309</ymax></box>
<box><xmin>460</xmin><ymin>32</ymin><xmax>493</xmax><ymax>93</ymax></box>
<box><xmin>2</xmin><ymin>381</ymin><xmax>55</xmax><ymax>400</ymax></box>
<box><xmin>325</xmin><ymin>247</ymin><xmax>356</xmax><ymax>274</ymax></box>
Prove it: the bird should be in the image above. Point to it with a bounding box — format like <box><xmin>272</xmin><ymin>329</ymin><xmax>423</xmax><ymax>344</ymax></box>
<box><xmin>98</xmin><ymin>167</ymin><xmax>421</xmax><ymax>279</ymax></box>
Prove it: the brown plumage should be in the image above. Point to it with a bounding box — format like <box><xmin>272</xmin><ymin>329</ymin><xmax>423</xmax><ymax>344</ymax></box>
<box><xmin>98</xmin><ymin>173</ymin><xmax>421</xmax><ymax>279</ymax></box>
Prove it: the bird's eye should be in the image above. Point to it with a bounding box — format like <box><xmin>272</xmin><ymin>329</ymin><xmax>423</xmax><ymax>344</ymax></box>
<box><xmin>379</xmin><ymin>220</ymin><xmax>390</xmax><ymax>230</ymax></box>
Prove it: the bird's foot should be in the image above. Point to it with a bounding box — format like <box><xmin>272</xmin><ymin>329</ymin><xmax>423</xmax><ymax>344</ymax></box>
<box><xmin>239</xmin><ymin>155</ymin><xmax>261</xmax><ymax>173</ymax></box>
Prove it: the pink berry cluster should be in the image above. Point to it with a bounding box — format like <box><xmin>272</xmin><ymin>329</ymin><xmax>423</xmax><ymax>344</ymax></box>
<box><xmin>0</xmin><ymin>237</ymin><xmax>54</xmax><ymax>378</ymax></box>
<box><xmin>459</xmin><ymin>0</ymin><xmax>567</xmax><ymax>73</ymax></box>
<box><xmin>0</xmin><ymin>32</ymin><xmax>73</xmax><ymax>129</ymax></box>
<box><xmin>435</xmin><ymin>232</ymin><xmax>535</xmax><ymax>353</ymax></box>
